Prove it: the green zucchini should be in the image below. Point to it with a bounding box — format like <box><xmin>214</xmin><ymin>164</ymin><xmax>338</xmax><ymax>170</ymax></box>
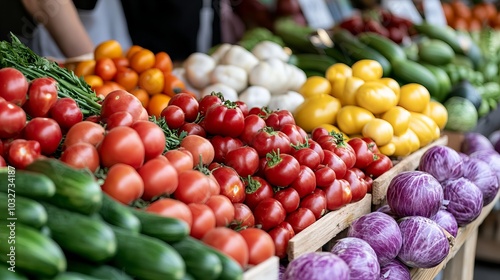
<box><xmin>99</xmin><ymin>194</ymin><xmax>141</xmax><ymax>233</ymax></box>
<box><xmin>420</xmin><ymin>63</ymin><xmax>452</xmax><ymax>102</ymax></box>
<box><xmin>0</xmin><ymin>222</ymin><xmax>66</xmax><ymax>278</ymax></box>
<box><xmin>182</xmin><ymin>273</ymin><xmax>196</xmax><ymax>280</ymax></box>
<box><xmin>290</xmin><ymin>53</ymin><xmax>336</xmax><ymax>74</ymax></box>
<box><xmin>358</xmin><ymin>32</ymin><xmax>407</xmax><ymax>63</ymax></box>
<box><xmin>0</xmin><ymin>263</ymin><xmax>28</xmax><ymax>280</ymax></box>
<box><xmin>391</xmin><ymin>59</ymin><xmax>440</xmax><ymax>98</ymax></box>
<box><xmin>197</xmin><ymin>239</ymin><xmax>244</xmax><ymax>280</ymax></box>
<box><xmin>111</xmin><ymin>226</ymin><xmax>185</xmax><ymax>280</ymax></box>
<box><xmin>0</xmin><ymin>193</ymin><xmax>47</xmax><ymax>229</ymax></box>
<box><xmin>49</xmin><ymin>272</ymin><xmax>100</xmax><ymax>280</ymax></box>
<box><xmin>67</xmin><ymin>258</ymin><xmax>134</xmax><ymax>280</ymax></box>
<box><xmin>170</xmin><ymin>237</ymin><xmax>223</xmax><ymax>280</ymax></box>
<box><xmin>418</xmin><ymin>39</ymin><xmax>455</xmax><ymax>66</ymax></box>
<box><xmin>42</xmin><ymin>203</ymin><xmax>117</xmax><ymax>263</ymax></box>
<box><xmin>0</xmin><ymin>168</ymin><xmax>55</xmax><ymax>199</ymax></box>
<box><xmin>131</xmin><ymin>208</ymin><xmax>189</xmax><ymax>242</ymax></box>
<box><xmin>25</xmin><ymin>158</ymin><xmax>102</xmax><ymax>215</ymax></box>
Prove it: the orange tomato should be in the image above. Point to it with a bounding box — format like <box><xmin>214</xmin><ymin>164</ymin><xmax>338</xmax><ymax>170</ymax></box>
<box><xmin>126</xmin><ymin>45</ymin><xmax>144</xmax><ymax>60</ymax></box>
<box><xmin>163</xmin><ymin>72</ymin><xmax>186</xmax><ymax>97</ymax></box>
<box><xmin>482</xmin><ymin>3</ymin><xmax>497</xmax><ymax>22</ymax></box>
<box><xmin>154</xmin><ymin>52</ymin><xmax>173</xmax><ymax>73</ymax></box>
<box><xmin>442</xmin><ymin>3</ymin><xmax>454</xmax><ymax>25</ymax></box>
<box><xmin>94</xmin><ymin>40</ymin><xmax>123</xmax><ymax>60</ymax></box>
<box><xmin>83</xmin><ymin>74</ymin><xmax>103</xmax><ymax>89</ymax></box>
<box><xmin>468</xmin><ymin>18</ymin><xmax>482</xmax><ymax>31</ymax></box>
<box><xmin>451</xmin><ymin>17</ymin><xmax>469</xmax><ymax>31</ymax></box>
<box><xmin>130</xmin><ymin>49</ymin><xmax>156</xmax><ymax>73</ymax></box>
<box><xmin>74</xmin><ymin>60</ymin><xmax>96</xmax><ymax>77</ymax></box>
<box><xmin>115</xmin><ymin>67</ymin><xmax>139</xmax><ymax>91</ymax></box>
<box><xmin>112</xmin><ymin>57</ymin><xmax>130</xmax><ymax>69</ymax></box>
<box><xmin>139</xmin><ymin>68</ymin><xmax>165</xmax><ymax>95</ymax></box>
<box><xmin>147</xmin><ymin>93</ymin><xmax>171</xmax><ymax>117</ymax></box>
<box><xmin>95</xmin><ymin>58</ymin><xmax>117</xmax><ymax>81</ymax></box>
<box><xmin>451</xmin><ymin>0</ymin><xmax>471</xmax><ymax>20</ymax></box>
<box><xmin>131</xmin><ymin>88</ymin><xmax>150</xmax><ymax>108</ymax></box>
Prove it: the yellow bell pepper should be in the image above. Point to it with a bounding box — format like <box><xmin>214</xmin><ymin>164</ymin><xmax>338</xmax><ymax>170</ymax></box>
<box><xmin>398</xmin><ymin>83</ymin><xmax>430</xmax><ymax>113</ymax></box>
<box><xmin>326</xmin><ymin>63</ymin><xmax>352</xmax><ymax>99</ymax></box>
<box><xmin>351</xmin><ymin>59</ymin><xmax>383</xmax><ymax>81</ymax></box>
<box><xmin>391</xmin><ymin>128</ymin><xmax>420</xmax><ymax>157</ymax></box>
<box><xmin>423</xmin><ymin>100</ymin><xmax>448</xmax><ymax>130</ymax></box>
<box><xmin>294</xmin><ymin>94</ymin><xmax>342</xmax><ymax>133</ymax></box>
<box><xmin>362</xmin><ymin>118</ymin><xmax>394</xmax><ymax>147</ymax></box>
<box><xmin>378</xmin><ymin>77</ymin><xmax>400</xmax><ymax>104</ymax></box>
<box><xmin>340</xmin><ymin>76</ymin><xmax>365</xmax><ymax>106</ymax></box>
<box><xmin>379</xmin><ymin>142</ymin><xmax>396</xmax><ymax>156</ymax></box>
<box><xmin>409</xmin><ymin>112</ymin><xmax>441</xmax><ymax>146</ymax></box>
<box><xmin>381</xmin><ymin>106</ymin><xmax>411</xmax><ymax>136</ymax></box>
<box><xmin>299</xmin><ymin>76</ymin><xmax>331</xmax><ymax>98</ymax></box>
<box><xmin>355</xmin><ymin>82</ymin><xmax>398</xmax><ymax>115</ymax></box>
<box><xmin>336</xmin><ymin>105</ymin><xmax>375</xmax><ymax>136</ymax></box>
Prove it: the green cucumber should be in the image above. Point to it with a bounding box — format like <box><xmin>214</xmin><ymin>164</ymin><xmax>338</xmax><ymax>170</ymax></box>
<box><xmin>111</xmin><ymin>226</ymin><xmax>185</xmax><ymax>280</ymax></box>
<box><xmin>198</xmin><ymin>239</ymin><xmax>244</xmax><ymax>280</ymax></box>
<box><xmin>0</xmin><ymin>193</ymin><xmax>47</xmax><ymax>229</ymax></box>
<box><xmin>67</xmin><ymin>258</ymin><xmax>134</xmax><ymax>280</ymax></box>
<box><xmin>0</xmin><ymin>168</ymin><xmax>55</xmax><ymax>199</ymax></box>
<box><xmin>420</xmin><ymin>63</ymin><xmax>452</xmax><ymax>102</ymax></box>
<box><xmin>391</xmin><ymin>59</ymin><xmax>440</xmax><ymax>98</ymax></box>
<box><xmin>418</xmin><ymin>39</ymin><xmax>455</xmax><ymax>66</ymax></box>
<box><xmin>358</xmin><ymin>32</ymin><xmax>407</xmax><ymax>63</ymax></box>
<box><xmin>170</xmin><ymin>237</ymin><xmax>223</xmax><ymax>280</ymax></box>
<box><xmin>49</xmin><ymin>272</ymin><xmax>100</xmax><ymax>280</ymax></box>
<box><xmin>0</xmin><ymin>263</ymin><xmax>28</xmax><ymax>280</ymax></box>
<box><xmin>290</xmin><ymin>53</ymin><xmax>336</xmax><ymax>74</ymax></box>
<box><xmin>0</xmin><ymin>222</ymin><xmax>66</xmax><ymax>278</ymax></box>
<box><xmin>131</xmin><ymin>208</ymin><xmax>189</xmax><ymax>242</ymax></box>
<box><xmin>99</xmin><ymin>194</ymin><xmax>141</xmax><ymax>233</ymax></box>
<box><xmin>25</xmin><ymin>158</ymin><xmax>102</xmax><ymax>215</ymax></box>
<box><xmin>42</xmin><ymin>203</ymin><xmax>117</xmax><ymax>263</ymax></box>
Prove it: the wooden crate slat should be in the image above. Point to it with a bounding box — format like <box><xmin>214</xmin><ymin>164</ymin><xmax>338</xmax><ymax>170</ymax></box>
<box><xmin>287</xmin><ymin>194</ymin><xmax>372</xmax><ymax>261</ymax></box>
<box><xmin>243</xmin><ymin>256</ymin><xmax>280</xmax><ymax>280</ymax></box>
<box><xmin>372</xmin><ymin>136</ymin><xmax>449</xmax><ymax>206</ymax></box>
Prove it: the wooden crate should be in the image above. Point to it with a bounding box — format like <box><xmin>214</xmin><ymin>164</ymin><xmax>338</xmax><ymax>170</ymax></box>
<box><xmin>475</xmin><ymin>207</ymin><xmax>500</xmax><ymax>264</ymax></box>
<box><xmin>286</xmin><ymin>194</ymin><xmax>372</xmax><ymax>261</ymax></box>
<box><xmin>243</xmin><ymin>256</ymin><xmax>280</xmax><ymax>280</ymax></box>
<box><xmin>371</xmin><ymin>136</ymin><xmax>449</xmax><ymax>206</ymax></box>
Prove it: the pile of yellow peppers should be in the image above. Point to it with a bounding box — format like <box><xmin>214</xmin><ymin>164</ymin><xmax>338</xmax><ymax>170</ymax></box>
<box><xmin>294</xmin><ymin>59</ymin><xmax>448</xmax><ymax>157</ymax></box>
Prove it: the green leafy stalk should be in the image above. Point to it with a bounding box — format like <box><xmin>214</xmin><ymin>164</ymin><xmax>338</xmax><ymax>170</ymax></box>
<box><xmin>149</xmin><ymin>116</ymin><xmax>187</xmax><ymax>152</ymax></box>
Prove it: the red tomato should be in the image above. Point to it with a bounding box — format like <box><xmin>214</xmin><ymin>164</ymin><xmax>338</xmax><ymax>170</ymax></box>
<box><xmin>160</xmin><ymin>105</ymin><xmax>185</xmax><ymax>129</ymax></box>
<box><xmin>202</xmin><ymin>227</ymin><xmax>249</xmax><ymax>268</ymax></box>
<box><xmin>174</xmin><ymin>169</ymin><xmax>211</xmax><ymax>204</ymax></box>
<box><xmin>164</xmin><ymin>148</ymin><xmax>193</xmax><ymax>173</ymax></box>
<box><xmin>206</xmin><ymin>195</ymin><xmax>235</xmax><ymax>227</ymax></box>
<box><xmin>239</xmin><ymin>114</ymin><xmax>267</xmax><ymax>145</ymax></box>
<box><xmin>274</xmin><ymin>188</ymin><xmax>300</xmax><ymax>213</ymax></box>
<box><xmin>24</xmin><ymin>77</ymin><xmax>58</xmax><ymax>117</ymax></box>
<box><xmin>290</xmin><ymin>165</ymin><xmax>316</xmax><ymax>198</ymax></box>
<box><xmin>131</xmin><ymin>120</ymin><xmax>166</xmax><ymax>161</ymax></box>
<box><xmin>251</xmin><ymin>127</ymin><xmax>292</xmax><ymax>157</ymax></box>
<box><xmin>280</xmin><ymin>124</ymin><xmax>306</xmax><ymax>146</ymax></box>
<box><xmin>268</xmin><ymin>224</ymin><xmax>293</xmax><ymax>259</ymax></box>
<box><xmin>265</xmin><ymin>110</ymin><xmax>295</xmax><ymax>131</ymax></box>
<box><xmin>198</xmin><ymin>93</ymin><xmax>223</xmax><ymax>116</ymax></box>
<box><xmin>362</xmin><ymin>137</ymin><xmax>380</xmax><ymax>153</ymax></box>
<box><xmin>98</xmin><ymin>126</ymin><xmax>145</xmax><ymax>169</ymax></box>
<box><xmin>364</xmin><ymin>153</ymin><xmax>393</xmax><ymax>179</ymax></box>
<box><xmin>291</xmin><ymin>148</ymin><xmax>321</xmax><ymax>170</ymax></box>
<box><xmin>239</xmin><ymin>228</ymin><xmax>275</xmax><ymax>265</ymax></box>
<box><xmin>224</xmin><ymin>146</ymin><xmax>259</xmax><ymax>177</ymax></box>
<box><xmin>231</xmin><ymin>203</ymin><xmax>255</xmax><ymax>230</ymax></box>
<box><xmin>49</xmin><ymin>98</ymin><xmax>83</xmax><ymax>131</ymax></box>
<box><xmin>210</xmin><ymin>136</ymin><xmax>244</xmax><ymax>163</ymax></box>
<box><xmin>168</xmin><ymin>92</ymin><xmax>199</xmax><ymax>122</ymax></box>
<box><xmin>60</xmin><ymin>142</ymin><xmax>99</xmax><ymax>173</ymax></box>
<box><xmin>264</xmin><ymin>152</ymin><xmax>300</xmax><ymax>187</ymax></box>
<box><xmin>212</xmin><ymin>166</ymin><xmax>245</xmax><ymax>203</ymax></box>
<box><xmin>204</xmin><ymin>102</ymin><xmax>245</xmax><ymax>138</ymax></box>
<box><xmin>314</xmin><ymin>165</ymin><xmax>336</xmax><ymax>188</ymax></box>
<box><xmin>348</xmin><ymin>138</ymin><xmax>375</xmax><ymax>169</ymax></box>
<box><xmin>0</xmin><ymin>100</ymin><xmax>26</xmax><ymax>139</ymax></box>
<box><xmin>105</xmin><ymin>111</ymin><xmax>134</xmax><ymax>129</ymax></box>
<box><xmin>324</xmin><ymin>179</ymin><xmax>352</xmax><ymax>211</ymax></box>
<box><xmin>7</xmin><ymin>139</ymin><xmax>41</xmax><ymax>169</ymax></box>
<box><xmin>0</xmin><ymin>67</ymin><xmax>28</xmax><ymax>106</ymax></box>
<box><xmin>180</xmin><ymin>134</ymin><xmax>215</xmax><ymax>166</ymax></box>
<box><xmin>23</xmin><ymin>117</ymin><xmax>62</xmax><ymax>156</ymax></box>
<box><xmin>188</xmin><ymin>203</ymin><xmax>216</xmax><ymax>240</ymax></box>
<box><xmin>179</xmin><ymin>122</ymin><xmax>206</xmax><ymax>138</ymax></box>
<box><xmin>63</xmin><ymin>121</ymin><xmax>104</xmax><ymax>149</ymax></box>
<box><xmin>285</xmin><ymin>208</ymin><xmax>316</xmax><ymax>234</ymax></box>
<box><xmin>300</xmin><ymin>192</ymin><xmax>327</xmax><ymax>219</ymax></box>
<box><xmin>253</xmin><ymin>198</ymin><xmax>286</xmax><ymax>231</ymax></box>
<box><xmin>244</xmin><ymin>176</ymin><xmax>274</xmax><ymax>210</ymax></box>
<box><xmin>206</xmin><ymin>172</ymin><xmax>221</xmax><ymax>196</ymax></box>
<box><xmin>100</xmin><ymin>89</ymin><xmax>143</xmax><ymax>122</ymax></box>
<box><xmin>322</xmin><ymin>150</ymin><xmax>347</xmax><ymax>180</ymax></box>
<box><xmin>343</xmin><ymin>169</ymin><xmax>367</xmax><ymax>202</ymax></box>
<box><xmin>308</xmin><ymin>140</ymin><xmax>325</xmax><ymax>162</ymax></box>
<box><xmin>101</xmin><ymin>163</ymin><xmax>144</xmax><ymax>204</ymax></box>
<box><xmin>248</xmin><ymin>106</ymin><xmax>268</xmax><ymax>116</ymax></box>
<box><xmin>139</xmin><ymin>157</ymin><xmax>178</xmax><ymax>200</ymax></box>
<box><xmin>146</xmin><ymin>198</ymin><xmax>193</xmax><ymax>228</ymax></box>
<box><xmin>0</xmin><ymin>156</ymin><xmax>5</xmax><ymax>167</ymax></box>
<box><xmin>311</xmin><ymin>127</ymin><xmax>330</xmax><ymax>141</ymax></box>
<box><xmin>329</xmin><ymin>134</ymin><xmax>356</xmax><ymax>170</ymax></box>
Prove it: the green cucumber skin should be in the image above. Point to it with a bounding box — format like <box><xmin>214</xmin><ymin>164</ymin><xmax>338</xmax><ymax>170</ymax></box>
<box><xmin>0</xmin><ymin>168</ymin><xmax>55</xmax><ymax>199</ymax></box>
<box><xmin>131</xmin><ymin>208</ymin><xmax>189</xmax><ymax>242</ymax></box>
<box><xmin>99</xmin><ymin>194</ymin><xmax>141</xmax><ymax>233</ymax></box>
<box><xmin>170</xmin><ymin>237</ymin><xmax>223</xmax><ymax>280</ymax></box>
<box><xmin>0</xmin><ymin>193</ymin><xmax>47</xmax><ymax>229</ymax></box>
<box><xmin>66</xmin><ymin>258</ymin><xmax>134</xmax><ymax>280</ymax></box>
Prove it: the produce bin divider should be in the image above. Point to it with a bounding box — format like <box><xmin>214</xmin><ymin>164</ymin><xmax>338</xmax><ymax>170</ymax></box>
<box><xmin>243</xmin><ymin>256</ymin><xmax>280</xmax><ymax>280</ymax></box>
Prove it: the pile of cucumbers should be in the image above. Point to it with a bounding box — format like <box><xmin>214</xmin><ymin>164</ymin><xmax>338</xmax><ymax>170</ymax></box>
<box><xmin>0</xmin><ymin>159</ymin><xmax>243</xmax><ymax>280</ymax></box>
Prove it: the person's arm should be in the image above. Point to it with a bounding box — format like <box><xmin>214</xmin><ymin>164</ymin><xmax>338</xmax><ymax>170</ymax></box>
<box><xmin>21</xmin><ymin>0</ymin><xmax>94</xmax><ymax>58</ymax></box>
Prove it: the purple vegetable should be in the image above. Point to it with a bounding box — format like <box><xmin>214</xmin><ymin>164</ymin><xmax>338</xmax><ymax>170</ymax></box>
<box><xmin>397</xmin><ymin>216</ymin><xmax>450</xmax><ymax>268</ymax></box>
<box><xmin>283</xmin><ymin>252</ymin><xmax>350</xmax><ymax>280</ymax></box>
<box><xmin>279</xmin><ymin>264</ymin><xmax>286</xmax><ymax>280</ymax></box>
<box><xmin>458</xmin><ymin>152</ymin><xmax>469</xmax><ymax>161</ymax></box>
<box><xmin>431</xmin><ymin>209</ymin><xmax>458</xmax><ymax>237</ymax></box>
<box><xmin>418</xmin><ymin>145</ymin><xmax>464</xmax><ymax>182</ymax></box>
<box><xmin>462</xmin><ymin>157</ymin><xmax>499</xmax><ymax>205</ymax></box>
<box><xmin>379</xmin><ymin>259</ymin><xmax>411</xmax><ymax>280</ymax></box>
<box><xmin>489</xmin><ymin>130</ymin><xmax>500</xmax><ymax>146</ymax></box>
<box><xmin>495</xmin><ymin>138</ymin><xmax>500</xmax><ymax>154</ymax></box>
<box><xmin>442</xmin><ymin>178</ymin><xmax>483</xmax><ymax>226</ymax></box>
<box><xmin>469</xmin><ymin>150</ymin><xmax>500</xmax><ymax>183</ymax></box>
<box><xmin>347</xmin><ymin>212</ymin><xmax>402</xmax><ymax>266</ymax></box>
<box><xmin>331</xmin><ymin>237</ymin><xmax>380</xmax><ymax>280</ymax></box>
<box><xmin>376</xmin><ymin>204</ymin><xmax>398</xmax><ymax>219</ymax></box>
<box><xmin>460</xmin><ymin>132</ymin><xmax>494</xmax><ymax>155</ymax></box>
<box><xmin>386</xmin><ymin>171</ymin><xmax>444</xmax><ymax>218</ymax></box>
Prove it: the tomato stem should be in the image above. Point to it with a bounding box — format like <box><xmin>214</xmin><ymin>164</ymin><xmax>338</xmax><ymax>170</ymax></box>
<box><xmin>245</xmin><ymin>176</ymin><xmax>261</xmax><ymax>194</ymax></box>
<box><xmin>265</xmin><ymin>149</ymin><xmax>282</xmax><ymax>167</ymax></box>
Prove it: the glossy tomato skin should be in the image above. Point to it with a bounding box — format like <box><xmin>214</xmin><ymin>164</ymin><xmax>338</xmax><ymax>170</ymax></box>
<box><xmin>231</xmin><ymin>203</ymin><xmax>255</xmax><ymax>230</ymax></box>
<box><xmin>206</xmin><ymin>195</ymin><xmax>235</xmax><ymax>227</ymax></box>
<box><xmin>168</xmin><ymin>92</ymin><xmax>199</xmax><ymax>122</ymax></box>
<box><xmin>274</xmin><ymin>187</ymin><xmax>300</xmax><ymax>214</ymax></box>
<box><xmin>63</xmin><ymin>121</ymin><xmax>104</xmax><ymax>149</ymax></box>
<box><xmin>253</xmin><ymin>198</ymin><xmax>286</xmax><ymax>231</ymax></box>
<box><xmin>100</xmin><ymin>90</ymin><xmax>143</xmax><ymax>122</ymax></box>
<box><xmin>265</xmin><ymin>110</ymin><xmax>295</xmax><ymax>131</ymax></box>
<box><xmin>160</xmin><ymin>105</ymin><xmax>185</xmax><ymax>129</ymax></box>
<box><xmin>49</xmin><ymin>98</ymin><xmax>83</xmax><ymax>131</ymax></box>
<box><xmin>333</xmin><ymin>143</ymin><xmax>356</xmax><ymax>170</ymax></box>
<box><xmin>198</xmin><ymin>94</ymin><xmax>223</xmax><ymax>116</ymax></box>
<box><xmin>348</xmin><ymin>138</ymin><xmax>375</xmax><ymax>169</ymax></box>
<box><xmin>0</xmin><ymin>100</ymin><xmax>26</xmax><ymax>139</ymax></box>
<box><xmin>0</xmin><ymin>156</ymin><xmax>5</xmax><ymax>167</ymax></box>
<box><xmin>204</xmin><ymin>103</ymin><xmax>245</xmax><ymax>138</ymax></box>
<box><xmin>210</xmin><ymin>136</ymin><xmax>244</xmax><ymax>163</ymax></box>
<box><xmin>251</xmin><ymin>128</ymin><xmax>292</xmax><ymax>157</ymax></box>
<box><xmin>164</xmin><ymin>148</ymin><xmax>193</xmax><ymax>174</ymax></box>
<box><xmin>212</xmin><ymin>166</ymin><xmax>246</xmax><ymax>203</ymax></box>
<box><xmin>224</xmin><ymin>146</ymin><xmax>259</xmax><ymax>177</ymax></box>
<box><xmin>202</xmin><ymin>227</ymin><xmax>249</xmax><ymax>268</ymax></box>
<box><xmin>139</xmin><ymin>157</ymin><xmax>179</xmax><ymax>200</ymax></box>
<box><xmin>24</xmin><ymin>77</ymin><xmax>58</xmax><ymax>118</ymax></box>
<box><xmin>239</xmin><ymin>114</ymin><xmax>267</xmax><ymax>145</ymax></box>
<box><xmin>105</xmin><ymin>111</ymin><xmax>134</xmax><ymax>129</ymax></box>
<box><xmin>7</xmin><ymin>139</ymin><xmax>41</xmax><ymax>169</ymax></box>
<box><xmin>268</xmin><ymin>225</ymin><xmax>292</xmax><ymax>259</ymax></box>
<box><xmin>131</xmin><ymin>120</ymin><xmax>166</xmax><ymax>161</ymax></box>
<box><xmin>180</xmin><ymin>134</ymin><xmax>214</xmax><ymax>166</ymax></box>
<box><xmin>280</xmin><ymin>124</ymin><xmax>306</xmax><ymax>146</ymax></box>
<box><xmin>235</xmin><ymin>101</ymin><xmax>249</xmax><ymax>117</ymax></box>
<box><xmin>146</xmin><ymin>198</ymin><xmax>193</xmax><ymax>228</ymax></box>
<box><xmin>264</xmin><ymin>153</ymin><xmax>300</xmax><ymax>187</ymax></box>
<box><xmin>98</xmin><ymin>126</ymin><xmax>145</xmax><ymax>169</ymax></box>
<box><xmin>314</xmin><ymin>165</ymin><xmax>336</xmax><ymax>188</ymax></box>
<box><xmin>308</xmin><ymin>140</ymin><xmax>325</xmax><ymax>162</ymax></box>
<box><xmin>300</xmin><ymin>192</ymin><xmax>327</xmax><ymax>219</ymax></box>
<box><xmin>291</xmin><ymin>148</ymin><xmax>321</xmax><ymax>170</ymax></box>
<box><xmin>311</xmin><ymin>127</ymin><xmax>329</xmax><ymax>141</ymax></box>
<box><xmin>285</xmin><ymin>208</ymin><xmax>316</xmax><ymax>234</ymax></box>
<box><xmin>179</xmin><ymin>122</ymin><xmax>206</xmax><ymax>138</ymax></box>
<box><xmin>101</xmin><ymin>163</ymin><xmax>144</xmax><ymax>205</ymax></box>
<box><xmin>290</xmin><ymin>165</ymin><xmax>316</xmax><ymax>198</ymax></box>
<box><xmin>343</xmin><ymin>169</ymin><xmax>367</xmax><ymax>202</ymax></box>
<box><xmin>362</xmin><ymin>137</ymin><xmax>380</xmax><ymax>153</ymax></box>
<box><xmin>174</xmin><ymin>169</ymin><xmax>211</xmax><ymax>204</ymax></box>
<box><xmin>322</xmin><ymin>150</ymin><xmax>347</xmax><ymax>180</ymax></box>
<box><xmin>239</xmin><ymin>228</ymin><xmax>275</xmax><ymax>265</ymax></box>
<box><xmin>324</xmin><ymin>179</ymin><xmax>352</xmax><ymax>211</ymax></box>
<box><xmin>23</xmin><ymin>118</ymin><xmax>62</xmax><ymax>156</ymax></box>
<box><xmin>244</xmin><ymin>176</ymin><xmax>274</xmax><ymax>210</ymax></box>
<box><xmin>0</xmin><ymin>67</ymin><xmax>28</xmax><ymax>106</ymax></box>
<box><xmin>188</xmin><ymin>203</ymin><xmax>216</xmax><ymax>240</ymax></box>
<box><xmin>60</xmin><ymin>142</ymin><xmax>99</xmax><ymax>173</ymax></box>
<box><xmin>364</xmin><ymin>153</ymin><xmax>393</xmax><ymax>179</ymax></box>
